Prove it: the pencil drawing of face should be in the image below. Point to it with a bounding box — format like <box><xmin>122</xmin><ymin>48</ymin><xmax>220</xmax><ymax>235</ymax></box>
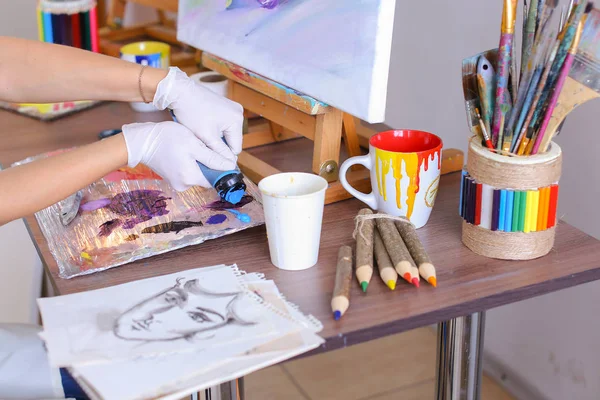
<box><xmin>113</xmin><ymin>277</ymin><xmax>255</xmax><ymax>341</ymax></box>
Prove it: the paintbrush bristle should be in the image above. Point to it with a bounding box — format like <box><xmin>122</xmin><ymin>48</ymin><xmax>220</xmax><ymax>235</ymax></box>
<box><xmin>586</xmin><ymin>2</ymin><xmax>594</xmax><ymax>14</ymax></box>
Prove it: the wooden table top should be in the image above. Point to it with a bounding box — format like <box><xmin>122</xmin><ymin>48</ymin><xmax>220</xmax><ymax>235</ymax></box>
<box><xmin>3</xmin><ymin>102</ymin><xmax>600</xmax><ymax>354</ymax></box>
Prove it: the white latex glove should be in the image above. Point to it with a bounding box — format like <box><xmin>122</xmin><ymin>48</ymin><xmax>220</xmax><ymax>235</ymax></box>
<box><xmin>153</xmin><ymin>67</ymin><xmax>244</xmax><ymax>162</ymax></box>
<box><xmin>122</xmin><ymin>121</ymin><xmax>236</xmax><ymax>192</ymax></box>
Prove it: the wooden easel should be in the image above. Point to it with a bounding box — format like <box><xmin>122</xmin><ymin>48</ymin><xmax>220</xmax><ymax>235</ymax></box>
<box><xmin>202</xmin><ymin>53</ymin><xmax>371</xmax><ymax>204</ymax></box>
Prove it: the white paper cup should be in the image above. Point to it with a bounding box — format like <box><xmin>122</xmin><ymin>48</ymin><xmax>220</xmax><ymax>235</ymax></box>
<box><xmin>258</xmin><ymin>172</ymin><xmax>328</xmax><ymax>271</ymax></box>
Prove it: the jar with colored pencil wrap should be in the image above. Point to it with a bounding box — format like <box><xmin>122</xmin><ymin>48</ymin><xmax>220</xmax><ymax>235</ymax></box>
<box><xmin>459</xmin><ymin>137</ymin><xmax>562</xmax><ymax>260</ymax></box>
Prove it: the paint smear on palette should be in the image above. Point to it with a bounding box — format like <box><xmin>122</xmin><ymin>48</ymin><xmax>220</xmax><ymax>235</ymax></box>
<box><xmin>103</xmin><ymin>165</ymin><xmax>162</xmax><ymax>182</ymax></box>
<box><xmin>204</xmin><ymin>195</ymin><xmax>254</xmax><ymax>210</ymax></box>
<box><xmin>206</xmin><ymin>214</ymin><xmax>227</xmax><ymax>225</ymax></box>
<box><xmin>375</xmin><ymin>148</ymin><xmax>441</xmax><ymax>219</ymax></box>
<box><xmin>99</xmin><ymin>219</ymin><xmax>122</xmax><ymax>237</ymax></box>
<box><xmin>141</xmin><ymin>220</ymin><xmax>204</xmax><ymax>234</ymax></box>
<box><xmin>82</xmin><ymin>190</ymin><xmax>171</xmax><ymax>232</ymax></box>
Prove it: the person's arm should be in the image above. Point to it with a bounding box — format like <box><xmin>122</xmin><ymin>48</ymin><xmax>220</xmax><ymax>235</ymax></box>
<box><xmin>0</xmin><ymin>134</ymin><xmax>127</xmax><ymax>225</ymax></box>
<box><xmin>0</xmin><ymin>36</ymin><xmax>167</xmax><ymax>103</ymax></box>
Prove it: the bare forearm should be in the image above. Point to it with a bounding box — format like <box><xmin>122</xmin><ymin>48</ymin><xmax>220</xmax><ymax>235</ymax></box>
<box><xmin>0</xmin><ymin>37</ymin><xmax>167</xmax><ymax>103</ymax></box>
<box><xmin>0</xmin><ymin>134</ymin><xmax>127</xmax><ymax>225</ymax></box>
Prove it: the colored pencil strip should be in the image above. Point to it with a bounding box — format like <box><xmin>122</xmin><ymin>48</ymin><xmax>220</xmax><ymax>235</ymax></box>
<box><xmin>511</xmin><ymin>191</ymin><xmax>521</xmax><ymax>232</ymax></box>
<box><xmin>43</xmin><ymin>11</ymin><xmax>53</xmax><ymax>43</ymax></box>
<box><xmin>89</xmin><ymin>5</ymin><xmax>99</xmax><ymax>52</ymax></box>
<box><xmin>475</xmin><ymin>183</ymin><xmax>482</xmax><ymax>225</ymax></box>
<box><xmin>505</xmin><ymin>190</ymin><xmax>514</xmax><ymax>232</ymax></box>
<box><xmin>537</xmin><ymin>187</ymin><xmax>547</xmax><ymax>231</ymax></box>
<box><xmin>71</xmin><ymin>13</ymin><xmax>82</xmax><ymax>48</ymax></box>
<box><xmin>82</xmin><ymin>11</ymin><xmax>92</xmax><ymax>51</ymax></box>
<box><xmin>459</xmin><ymin>170</ymin><xmax>467</xmax><ymax>215</ymax></box>
<box><xmin>37</xmin><ymin>7</ymin><xmax>44</xmax><ymax>42</ymax></box>
<box><xmin>491</xmin><ymin>189</ymin><xmax>500</xmax><ymax>231</ymax></box>
<box><xmin>498</xmin><ymin>190</ymin><xmax>507</xmax><ymax>231</ymax></box>
<box><xmin>530</xmin><ymin>190</ymin><xmax>539</xmax><ymax>232</ymax></box>
<box><xmin>518</xmin><ymin>191</ymin><xmax>527</xmax><ymax>232</ymax></box>
<box><xmin>481</xmin><ymin>184</ymin><xmax>493</xmax><ymax>229</ymax></box>
<box><xmin>547</xmin><ymin>184</ymin><xmax>559</xmax><ymax>228</ymax></box>
<box><xmin>51</xmin><ymin>13</ymin><xmax>61</xmax><ymax>45</ymax></box>
<box><xmin>470</xmin><ymin>179</ymin><xmax>477</xmax><ymax>224</ymax></box>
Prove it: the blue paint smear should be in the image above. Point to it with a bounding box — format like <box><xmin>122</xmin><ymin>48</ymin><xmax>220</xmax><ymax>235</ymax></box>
<box><xmin>206</xmin><ymin>214</ymin><xmax>228</xmax><ymax>225</ymax></box>
<box><xmin>226</xmin><ymin>209</ymin><xmax>251</xmax><ymax>223</ymax></box>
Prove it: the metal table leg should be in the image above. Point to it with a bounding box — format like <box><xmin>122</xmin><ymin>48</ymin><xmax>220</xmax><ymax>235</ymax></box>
<box><xmin>435</xmin><ymin>312</ymin><xmax>486</xmax><ymax>400</ymax></box>
<box><xmin>199</xmin><ymin>378</ymin><xmax>244</xmax><ymax>400</ymax></box>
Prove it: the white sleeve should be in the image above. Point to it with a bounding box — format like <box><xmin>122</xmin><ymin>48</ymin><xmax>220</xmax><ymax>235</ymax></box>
<box><xmin>0</xmin><ymin>323</ymin><xmax>65</xmax><ymax>400</ymax></box>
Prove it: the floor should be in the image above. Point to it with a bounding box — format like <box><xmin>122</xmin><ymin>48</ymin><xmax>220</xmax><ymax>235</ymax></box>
<box><xmin>244</xmin><ymin>327</ymin><xmax>515</xmax><ymax>400</ymax></box>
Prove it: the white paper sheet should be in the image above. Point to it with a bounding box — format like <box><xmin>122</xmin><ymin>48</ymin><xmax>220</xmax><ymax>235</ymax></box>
<box><xmin>38</xmin><ymin>265</ymin><xmax>306</xmax><ymax>367</ymax></box>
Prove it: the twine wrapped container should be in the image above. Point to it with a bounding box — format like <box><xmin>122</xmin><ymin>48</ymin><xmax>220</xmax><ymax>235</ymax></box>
<box><xmin>460</xmin><ymin>137</ymin><xmax>562</xmax><ymax>260</ymax></box>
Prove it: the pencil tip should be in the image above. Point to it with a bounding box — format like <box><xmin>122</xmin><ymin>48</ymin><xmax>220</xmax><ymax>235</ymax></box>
<box><xmin>428</xmin><ymin>277</ymin><xmax>437</xmax><ymax>287</ymax></box>
<box><xmin>387</xmin><ymin>280</ymin><xmax>396</xmax><ymax>290</ymax></box>
<box><xmin>333</xmin><ymin>311</ymin><xmax>341</xmax><ymax>320</ymax></box>
<box><xmin>403</xmin><ymin>273</ymin><xmax>411</xmax><ymax>282</ymax></box>
<box><xmin>361</xmin><ymin>281</ymin><xmax>368</xmax><ymax>292</ymax></box>
<box><xmin>412</xmin><ymin>278</ymin><xmax>420</xmax><ymax>288</ymax></box>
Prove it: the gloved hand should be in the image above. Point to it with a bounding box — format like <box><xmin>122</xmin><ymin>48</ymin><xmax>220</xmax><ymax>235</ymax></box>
<box><xmin>152</xmin><ymin>67</ymin><xmax>244</xmax><ymax>163</ymax></box>
<box><xmin>122</xmin><ymin>121</ymin><xmax>236</xmax><ymax>192</ymax></box>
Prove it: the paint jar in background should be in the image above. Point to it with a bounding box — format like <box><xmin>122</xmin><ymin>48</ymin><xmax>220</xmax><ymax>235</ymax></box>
<box><xmin>120</xmin><ymin>41</ymin><xmax>170</xmax><ymax>112</ymax></box>
<box><xmin>339</xmin><ymin>130</ymin><xmax>443</xmax><ymax>229</ymax></box>
<box><xmin>258</xmin><ymin>172</ymin><xmax>328</xmax><ymax>271</ymax></box>
<box><xmin>189</xmin><ymin>71</ymin><xmax>229</xmax><ymax>98</ymax></box>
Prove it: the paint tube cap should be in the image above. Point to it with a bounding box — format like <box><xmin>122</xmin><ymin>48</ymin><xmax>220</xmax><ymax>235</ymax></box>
<box><xmin>215</xmin><ymin>172</ymin><xmax>247</xmax><ymax>205</ymax></box>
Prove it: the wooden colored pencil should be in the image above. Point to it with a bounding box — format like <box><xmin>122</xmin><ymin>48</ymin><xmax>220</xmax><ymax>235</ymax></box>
<box><xmin>355</xmin><ymin>209</ymin><xmax>374</xmax><ymax>292</ymax></box>
<box><xmin>506</xmin><ymin>190</ymin><xmax>514</xmax><ymax>231</ymax></box>
<box><xmin>331</xmin><ymin>245</ymin><xmax>353</xmax><ymax>320</ymax></box>
<box><xmin>498</xmin><ymin>190</ymin><xmax>507</xmax><ymax>231</ymax></box>
<box><xmin>481</xmin><ymin>184</ymin><xmax>494</xmax><ymax>229</ymax></box>
<box><xmin>475</xmin><ymin>183</ymin><xmax>482</xmax><ymax>225</ymax></box>
<box><xmin>375</xmin><ymin>218</ymin><xmax>419</xmax><ymax>287</ymax></box>
<box><xmin>395</xmin><ymin>221</ymin><xmax>437</xmax><ymax>287</ymax></box>
<box><xmin>373</xmin><ymin>230</ymin><xmax>398</xmax><ymax>290</ymax></box>
<box><xmin>547</xmin><ymin>184</ymin><xmax>559</xmax><ymax>228</ymax></box>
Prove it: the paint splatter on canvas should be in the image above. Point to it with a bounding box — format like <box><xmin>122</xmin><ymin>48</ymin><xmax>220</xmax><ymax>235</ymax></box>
<box><xmin>177</xmin><ymin>0</ymin><xmax>396</xmax><ymax>123</ymax></box>
<box><xmin>12</xmin><ymin>151</ymin><xmax>265</xmax><ymax>279</ymax></box>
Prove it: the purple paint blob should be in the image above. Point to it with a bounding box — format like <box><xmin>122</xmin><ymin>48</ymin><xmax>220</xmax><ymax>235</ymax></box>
<box><xmin>99</xmin><ymin>219</ymin><xmax>122</xmax><ymax>237</ymax></box>
<box><xmin>206</xmin><ymin>214</ymin><xmax>227</xmax><ymax>225</ymax></box>
<box><xmin>81</xmin><ymin>198</ymin><xmax>111</xmax><ymax>211</ymax></box>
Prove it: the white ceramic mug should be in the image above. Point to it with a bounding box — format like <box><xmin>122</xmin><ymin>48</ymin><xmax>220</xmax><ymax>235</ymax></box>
<box><xmin>258</xmin><ymin>172</ymin><xmax>328</xmax><ymax>271</ymax></box>
<box><xmin>339</xmin><ymin>129</ymin><xmax>443</xmax><ymax>228</ymax></box>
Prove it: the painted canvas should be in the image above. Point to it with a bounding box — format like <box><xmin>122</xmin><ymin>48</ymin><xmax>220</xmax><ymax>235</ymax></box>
<box><xmin>12</xmin><ymin>150</ymin><xmax>264</xmax><ymax>279</ymax></box>
<box><xmin>177</xmin><ymin>0</ymin><xmax>396</xmax><ymax>123</ymax></box>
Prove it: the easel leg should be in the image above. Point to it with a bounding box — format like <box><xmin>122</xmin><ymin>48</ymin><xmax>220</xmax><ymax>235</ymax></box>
<box><xmin>313</xmin><ymin>108</ymin><xmax>343</xmax><ymax>181</ymax></box>
<box><xmin>435</xmin><ymin>312</ymin><xmax>486</xmax><ymax>400</ymax></box>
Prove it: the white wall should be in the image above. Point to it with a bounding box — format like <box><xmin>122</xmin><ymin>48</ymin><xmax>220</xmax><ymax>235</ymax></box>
<box><xmin>384</xmin><ymin>1</ymin><xmax>600</xmax><ymax>399</ymax></box>
<box><xmin>1</xmin><ymin>1</ymin><xmax>599</xmax><ymax>398</ymax></box>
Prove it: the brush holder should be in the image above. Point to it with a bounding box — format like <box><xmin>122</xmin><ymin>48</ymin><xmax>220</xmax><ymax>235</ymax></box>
<box><xmin>460</xmin><ymin>137</ymin><xmax>562</xmax><ymax>260</ymax></box>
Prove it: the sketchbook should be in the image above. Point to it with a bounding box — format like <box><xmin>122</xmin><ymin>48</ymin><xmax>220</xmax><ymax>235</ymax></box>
<box><xmin>66</xmin><ymin>272</ymin><xmax>324</xmax><ymax>400</ymax></box>
<box><xmin>12</xmin><ymin>150</ymin><xmax>264</xmax><ymax>279</ymax></box>
<box><xmin>38</xmin><ymin>265</ymin><xmax>319</xmax><ymax>368</ymax></box>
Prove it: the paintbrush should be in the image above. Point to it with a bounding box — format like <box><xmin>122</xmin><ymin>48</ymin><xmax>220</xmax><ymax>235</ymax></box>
<box><xmin>476</xmin><ymin>107</ymin><xmax>495</xmax><ymax>150</ymax></box>
<box><xmin>506</xmin><ymin>24</ymin><xmax>554</xmax><ymax>150</ymax></box>
<box><xmin>536</xmin><ymin>0</ymin><xmax>544</xmax><ymax>34</ymax></box>
<box><xmin>533</xmin><ymin>2</ymin><xmax>594</xmax><ymax>154</ymax></box>
<box><xmin>522</xmin><ymin>1</ymin><xmax>587</xmax><ymax>150</ymax></box>
<box><xmin>462</xmin><ymin>49</ymin><xmax>499</xmax><ymax>138</ymax></box>
<box><xmin>522</xmin><ymin>0</ymin><xmax>540</xmax><ymax>79</ymax></box>
<box><xmin>514</xmin><ymin>37</ymin><xmax>559</xmax><ymax>153</ymax></box>
<box><xmin>491</xmin><ymin>0</ymin><xmax>518</xmax><ymax>147</ymax></box>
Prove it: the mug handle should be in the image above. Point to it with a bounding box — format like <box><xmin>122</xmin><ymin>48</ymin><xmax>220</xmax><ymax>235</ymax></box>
<box><xmin>339</xmin><ymin>155</ymin><xmax>377</xmax><ymax>210</ymax></box>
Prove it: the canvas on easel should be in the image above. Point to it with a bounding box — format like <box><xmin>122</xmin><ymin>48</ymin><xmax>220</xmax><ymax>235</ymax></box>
<box><xmin>177</xmin><ymin>0</ymin><xmax>396</xmax><ymax>124</ymax></box>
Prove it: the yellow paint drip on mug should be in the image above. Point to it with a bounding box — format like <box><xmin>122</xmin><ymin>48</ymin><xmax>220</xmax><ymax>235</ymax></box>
<box><xmin>374</xmin><ymin>148</ymin><xmax>440</xmax><ymax>219</ymax></box>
